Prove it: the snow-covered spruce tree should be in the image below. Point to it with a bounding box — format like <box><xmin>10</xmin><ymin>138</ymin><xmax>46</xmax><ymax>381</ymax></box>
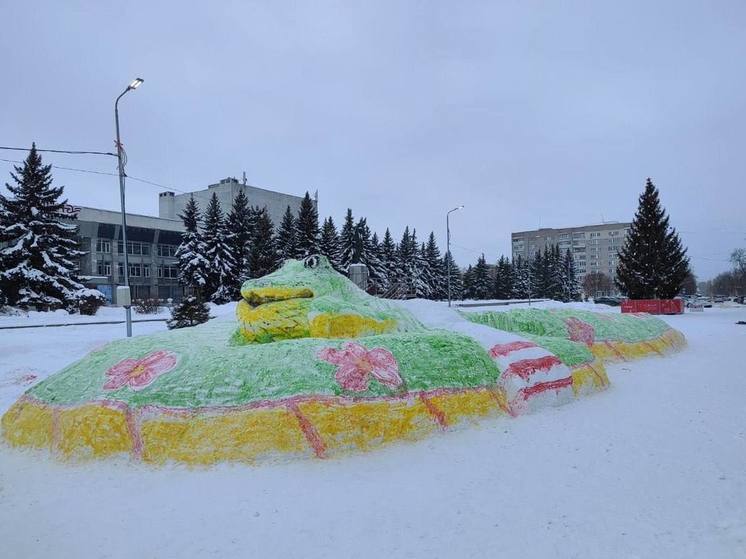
<box><xmin>424</xmin><ymin>232</ymin><xmax>445</xmax><ymax>299</ymax></box>
<box><xmin>380</xmin><ymin>228</ymin><xmax>398</xmax><ymax>290</ymax></box>
<box><xmin>0</xmin><ymin>145</ymin><xmax>94</xmax><ymax>311</ymax></box>
<box><xmin>472</xmin><ymin>254</ymin><xmax>491</xmax><ymax>300</ymax></box>
<box><xmin>616</xmin><ymin>178</ymin><xmax>690</xmax><ymax>299</ymax></box>
<box><xmin>442</xmin><ymin>250</ymin><xmax>463</xmax><ymax>300</ymax></box>
<box><xmin>395</xmin><ymin>227</ymin><xmax>423</xmax><ymax>295</ymax></box>
<box><xmin>201</xmin><ymin>192</ymin><xmax>236</xmax><ymax>303</ymax></box>
<box><xmin>248</xmin><ymin>207</ymin><xmax>277</xmax><ymax>278</ymax></box>
<box><xmin>276</xmin><ymin>205</ymin><xmax>297</xmax><ymax>264</ymax></box>
<box><xmin>511</xmin><ymin>255</ymin><xmax>531</xmax><ymax>299</ymax></box>
<box><xmin>350</xmin><ymin>218</ymin><xmax>386</xmax><ymax>291</ymax></box>
<box><xmin>366</xmin><ymin>230</ymin><xmax>388</xmax><ymax>292</ymax></box>
<box><xmin>338</xmin><ymin>209</ymin><xmax>356</xmax><ymax>273</ymax></box>
<box><xmin>415</xmin><ymin>242</ymin><xmax>433</xmax><ymax>299</ymax></box>
<box><xmin>561</xmin><ymin>249</ymin><xmax>581</xmax><ymax>302</ymax></box>
<box><xmin>295</xmin><ymin>192</ymin><xmax>320</xmax><ymax>258</ymax></box>
<box><xmin>530</xmin><ymin>250</ymin><xmax>546</xmax><ymax>298</ymax></box>
<box><xmin>492</xmin><ymin>256</ymin><xmax>513</xmax><ymax>299</ymax></box>
<box><xmin>175</xmin><ymin>195</ymin><xmax>209</xmax><ymax>297</ymax></box>
<box><xmin>545</xmin><ymin>245</ymin><xmax>562</xmax><ymax>300</ymax></box>
<box><xmin>319</xmin><ymin>216</ymin><xmax>342</xmax><ymax>271</ymax></box>
<box><xmin>225</xmin><ymin>189</ymin><xmax>253</xmax><ymax>292</ymax></box>
<box><xmin>167</xmin><ymin>295</ymin><xmax>211</xmax><ymax>330</ymax></box>
<box><xmin>462</xmin><ymin>264</ymin><xmax>475</xmax><ymax>299</ymax></box>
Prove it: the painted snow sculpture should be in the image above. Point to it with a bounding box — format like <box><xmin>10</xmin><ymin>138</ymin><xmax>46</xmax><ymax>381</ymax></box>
<box><xmin>1</xmin><ymin>256</ymin><xmax>684</xmax><ymax>465</ymax></box>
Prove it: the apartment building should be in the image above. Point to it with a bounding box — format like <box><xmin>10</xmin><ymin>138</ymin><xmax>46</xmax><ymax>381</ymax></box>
<box><xmin>511</xmin><ymin>222</ymin><xmax>632</xmax><ymax>284</ymax></box>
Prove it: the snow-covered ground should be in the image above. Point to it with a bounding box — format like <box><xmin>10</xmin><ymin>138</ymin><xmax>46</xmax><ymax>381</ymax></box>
<box><xmin>1</xmin><ymin>303</ymin><xmax>745</xmax><ymax>558</ymax></box>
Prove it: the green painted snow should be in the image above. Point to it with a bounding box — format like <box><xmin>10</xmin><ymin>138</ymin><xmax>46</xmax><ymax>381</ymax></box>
<box><xmin>463</xmin><ymin>308</ymin><xmax>671</xmax><ymax>344</ymax></box>
<box><xmin>28</xmin><ymin>318</ymin><xmax>499</xmax><ymax>408</ymax></box>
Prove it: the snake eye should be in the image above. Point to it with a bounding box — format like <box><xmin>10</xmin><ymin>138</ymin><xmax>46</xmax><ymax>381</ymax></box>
<box><xmin>304</xmin><ymin>255</ymin><xmax>320</xmax><ymax>269</ymax></box>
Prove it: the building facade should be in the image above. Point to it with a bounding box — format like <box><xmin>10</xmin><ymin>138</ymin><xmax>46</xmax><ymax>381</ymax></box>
<box><xmin>66</xmin><ymin>205</ymin><xmax>186</xmax><ymax>304</ymax></box>
<box><xmin>511</xmin><ymin>222</ymin><xmax>632</xmax><ymax>285</ymax></box>
<box><xmin>159</xmin><ymin>177</ymin><xmax>308</xmax><ymax>229</ymax></box>
<box><xmin>64</xmin><ymin>177</ymin><xmax>312</xmax><ymax>305</ymax></box>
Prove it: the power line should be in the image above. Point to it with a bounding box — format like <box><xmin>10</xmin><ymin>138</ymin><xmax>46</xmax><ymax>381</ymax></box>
<box><xmin>0</xmin><ymin>145</ymin><xmax>116</xmax><ymax>157</ymax></box>
<box><xmin>0</xmin><ymin>157</ymin><xmax>191</xmax><ymax>194</ymax></box>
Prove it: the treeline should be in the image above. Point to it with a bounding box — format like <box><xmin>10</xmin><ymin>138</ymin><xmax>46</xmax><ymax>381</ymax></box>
<box><xmin>460</xmin><ymin>245</ymin><xmax>580</xmax><ymax>302</ymax></box>
<box><xmin>176</xmin><ymin>190</ymin><xmax>458</xmax><ymax>302</ymax></box>
<box><xmin>706</xmin><ymin>249</ymin><xmax>746</xmax><ymax>296</ymax></box>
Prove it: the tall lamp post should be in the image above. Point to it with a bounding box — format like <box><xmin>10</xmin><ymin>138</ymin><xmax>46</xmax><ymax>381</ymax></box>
<box><xmin>446</xmin><ymin>205</ymin><xmax>464</xmax><ymax>307</ymax></box>
<box><xmin>115</xmin><ymin>78</ymin><xmax>144</xmax><ymax>338</ymax></box>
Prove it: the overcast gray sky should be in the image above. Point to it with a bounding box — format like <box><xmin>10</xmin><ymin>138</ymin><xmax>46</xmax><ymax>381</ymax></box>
<box><xmin>1</xmin><ymin>1</ymin><xmax>744</xmax><ymax>279</ymax></box>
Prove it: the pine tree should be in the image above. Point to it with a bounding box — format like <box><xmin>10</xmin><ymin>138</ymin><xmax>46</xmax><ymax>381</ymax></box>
<box><xmin>175</xmin><ymin>195</ymin><xmax>210</xmax><ymax>296</ymax></box>
<box><xmin>546</xmin><ymin>244</ymin><xmax>563</xmax><ymax>300</ymax></box>
<box><xmin>367</xmin><ymin>232</ymin><xmax>388</xmax><ymax>292</ymax></box>
<box><xmin>201</xmin><ymin>192</ymin><xmax>236</xmax><ymax>303</ymax></box>
<box><xmin>248</xmin><ymin>207</ymin><xmax>277</xmax><ymax>278</ymax></box>
<box><xmin>492</xmin><ymin>256</ymin><xmax>514</xmax><ymax>299</ymax></box>
<box><xmin>276</xmin><ymin>205</ymin><xmax>297</xmax><ymax>264</ymax></box>
<box><xmin>395</xmin><ymin>227</ymin><xmax>418</xmax><ymax>294</ymax></box>
<box><xmin>561</xmin><ymin>249</ymin><xmax>581</xmax><ymax>302</ymax></box>
<box><xmin>167</xmin><ymin>295</ymin><xmax>211</xmax><ymax>329</ymax></box>
<box><xmin>415</xmin><ymin>242</ymin><xmax>432</xmax><ymax>298</ymax></box>
<box><xmin>295</xmin><ymin>192</ymin><xmax>320</xmax><ymax>258</ymax></box>
<box><xmin>424</xmin><ymin>232</ymin><xmax>445</xmax><ymax>299</ymax></box>
<box><xmin>530</xmin><ymin>250</ymin><xmax>546</xmax><ymax>298</ymax></box>
<box><xmin>512</xmin><ymin>255</ymin><xmax>531</xmax><ymax>299</ymax></box>
<box><xmin>0</xmin><ymin>145</ymin><xmax>93</xmax><ymax>311</ymax></box>
<box><xmin>443</xmin><ymin>250</ymin><xmax>463</xmax><ymax>301</ymax></box>
<box><xmin>319</xmin><ymin>216</ymin><xmax>341</xmax><ymax>271</ymax></box>
<box><xmin>462</xmin><ymin>264</ymin><xmax>476</xmax><ymax>299</ymax></box>
<box><xmin>225</xmin><ymin>189</ymin><xmax>253</xmax><ymax>292</ymax></box>
<box><xmin>616</xmin><ymin>178</ymin><xmax>691</xmax><ymax>299</ymax></box>
<box><xmin>380</xmin><ymin>228</ymin><xmax>397</xmax><ymax>290</ymax></box>
<box><xmin>338</xmin><ymin>209</ymin><xmax>356</xmax><ymax>273</ymax></box>
<box><xmin>472</xmin><ymin>254</ymin><xmax>491</xmax><ymax>299</ymax></box>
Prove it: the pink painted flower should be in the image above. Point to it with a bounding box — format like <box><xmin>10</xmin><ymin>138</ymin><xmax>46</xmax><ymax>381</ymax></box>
<box><xmin>565</xmin><ymin>317</ymin><xmax>595</xmax><ymax>346</ymax></box>
<box><xmin>103</xmin><ymin>350</ymin><xmax>177</xmax><ymax>391</ymax></box>
<box><xmin>318</xmin><ymin>342</ymin><xmax>403</xmax><ymax>392</ymax></box>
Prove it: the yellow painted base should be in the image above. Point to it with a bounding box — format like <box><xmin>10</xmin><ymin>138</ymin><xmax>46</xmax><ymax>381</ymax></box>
<box><xmin>1</xmin><ymin>329</ymin><xmax>685</xmax><ymax>466</ymax></box>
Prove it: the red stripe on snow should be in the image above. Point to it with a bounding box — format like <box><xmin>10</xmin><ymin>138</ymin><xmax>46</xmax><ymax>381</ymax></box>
<box><xmin>604</xmin><ymin>341</ymin><xmax>626</xmax><ymax>361</ymax></box>
<box><xmin>287</xmin><ymin>402</ymin><xmax>327</xmax><ymax>459</ymax></box>
<box><xmin>125</xmin><ymin>407</ymin><xmax>143</xmax><ymax>460</ymax></box>
<box><xmin>505</xmin><ymin>356</ymin><xmax>563</xmax><ymax>380</ymax></box>
<box><xmin>419</xmin><ymin>394</ymin><xmax>448</xmax><ymax>429</ymax></box>
<box><xmin>489</xmin><ymin>341</ymin><xmax>538</xmax><ymax>358</ymax></box>
<box><xmin>520</xmin><ymin>376</ymin><xmax>573</xmax><ymax>399</ymax></box>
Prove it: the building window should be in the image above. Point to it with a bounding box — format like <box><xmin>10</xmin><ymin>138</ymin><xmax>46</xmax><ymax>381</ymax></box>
<box><xmin>96</xmin><ymin>262</ymin><xmax>112</xmax><ymax>276</ymax></box>
<box><xmin>117</xmin><ymin>241</ymin><xmax>151</xmax><ymax>256</ymax></box>
<box><xmin>117</xmin><ymin>263</ymin><xmax>146</xmax><ymax>278</ymax></box>
<box><xmin>144</xmin><ymin>264</ymin><xmax>151</xmax><ymax>278</ymax></box>
<box><xmin>157</xmin><ymin>244</ymin><xmax>178</xmax><ymax>257</ymax></box>
<box><xmin>157</xmin><ymin>265</ymin><xmax>179</xmax><ymax>279</ymax></box>
<box><xmin>96</xmin><ymin>239</ymin><xmax>111</xmax><ymax>253</ymax></box>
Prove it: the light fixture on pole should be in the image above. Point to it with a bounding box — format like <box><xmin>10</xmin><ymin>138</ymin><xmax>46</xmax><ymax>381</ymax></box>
<box><xmin>114</xmin><ymin>77</ymin><xmax>144</xmax><ymax>337</ymax></box>
<box><xmin>446</xmin><ymin>205</ymin><xmax>464</xmax><ymax>307</ymax></box>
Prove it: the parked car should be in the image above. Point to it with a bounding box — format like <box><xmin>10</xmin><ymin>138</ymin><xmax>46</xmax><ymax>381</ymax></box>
<box><xmin>594</xmin><ymin>296</ymin><xmax>622</xmax><ymax>306</ymax></box>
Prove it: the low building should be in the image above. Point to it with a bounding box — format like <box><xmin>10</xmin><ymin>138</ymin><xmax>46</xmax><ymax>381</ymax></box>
<box><xmin>66</xmin><ymin>176</ymin><xmax>312</xmax><ymax>305</ymax></box>
<box><xmin>65</xmin><ymin>204</ymin><xmax>185</xmax><ymax>304</ymax></box>
<box><xmin>511</xmin><ymin>222</ymin><xmax>632</xmax><ymax>284</ymax></box>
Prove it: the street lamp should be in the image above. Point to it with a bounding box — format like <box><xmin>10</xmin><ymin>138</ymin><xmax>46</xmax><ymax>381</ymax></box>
<box><xmin>446</xmin><ymin>205</ymin><xmax>464</xmax><ymax>307</ymax></box>
<box><xmin>114</xmin><ymin>77</ymin><xmax>144</xmax><ymax>337</ymax></box>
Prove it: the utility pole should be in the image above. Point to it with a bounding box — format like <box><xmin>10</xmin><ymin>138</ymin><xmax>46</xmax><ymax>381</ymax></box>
<box><xmin>446</xmin><ymin>205</ymin><xmax>464</xmax><ymax>307</ymax></box>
